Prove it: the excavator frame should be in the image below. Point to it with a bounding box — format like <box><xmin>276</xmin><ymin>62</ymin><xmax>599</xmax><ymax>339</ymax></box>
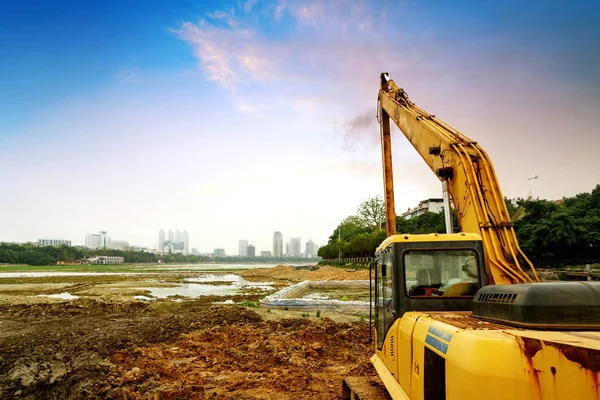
<box><xmin>343</xmin><ymin>73</ymin><xmax>600</xmax><ymax>400</ymax></box>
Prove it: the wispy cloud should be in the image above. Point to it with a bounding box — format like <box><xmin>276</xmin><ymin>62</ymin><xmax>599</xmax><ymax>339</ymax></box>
<box><xmin>116</xmin><ymin>67</ymin><xmax>140</xmax><ymax>82</ymax></box>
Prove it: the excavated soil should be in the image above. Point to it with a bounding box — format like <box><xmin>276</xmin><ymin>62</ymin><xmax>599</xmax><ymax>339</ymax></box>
<box><xmin>0</xmin><ymin>295</ymin><xmax>376</xmax><ymax>399</ymax></box>
<box><xmin>241</xmin><ymin>265</ymin><xmax>370</xmax><ymax>282</ymax></box>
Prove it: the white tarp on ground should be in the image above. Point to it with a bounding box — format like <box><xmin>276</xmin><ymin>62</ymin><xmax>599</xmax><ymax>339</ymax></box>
<box><xmin>260</xmin><ymin>280</ymin><xmax>371</xmax><ymax>315</ymax></box>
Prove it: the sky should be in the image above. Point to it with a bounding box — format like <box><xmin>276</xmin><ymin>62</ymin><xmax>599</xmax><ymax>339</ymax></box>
<box><xmin>1</xmin><ymin>0</ymin><xmax>599</xmax><ymax>255</ymax></box>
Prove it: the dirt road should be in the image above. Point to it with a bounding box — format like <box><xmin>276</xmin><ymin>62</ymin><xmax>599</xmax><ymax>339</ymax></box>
<box><xmin>0</xmin><ymin>295</ymin><xmax>375</xmax><ymax>399</ymax></box>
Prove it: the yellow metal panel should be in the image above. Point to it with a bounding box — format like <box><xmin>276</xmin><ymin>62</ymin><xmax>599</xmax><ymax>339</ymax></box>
<box><xmin>398</xmin><ymin>313</ymin><xmax>420</xmax><ymax>396</ymax></box>
<box><xmin>376</xmin><ymin>232</ymin><xmax>482</xmax><ymax>253</ymax></box>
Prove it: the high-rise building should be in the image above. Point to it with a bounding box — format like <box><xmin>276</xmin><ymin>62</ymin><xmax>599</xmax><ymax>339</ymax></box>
<box><xmin>168</xmin><ymin>229</ymin><xmax>174</xmax><ymax>242</ymax></box>
<box><xmin>85</xmin><ymin>231</ymin><xmax>108</xmax><ymax>249</ymax></box>
<box><xmin>182</xmin><ymin>230</ymin><xmax>189</xmax><ymax>255</ymax></box>
<box><xmin>158</xmin><ymin>229</ymin><xmax>165</xmax><ymax>252</ymax></box>
<box><xmin>38</xmin><ymin>239</ymin><xmax>71</xmax><ymax>247</ymax></box>
<box><xmin>285</xmin><ymin>242</ymin><xmax>290</xmax><ymax>257</ymax></box>
<box><xmin>290</xmin><ymin>237</ymin><xmax>301</xmax><ymax>257</ymax></box>
<box><xmin>175</xmin><ymin>229</ymin><xmax>182</xmax><ymax>243</ymax></box>
<box><xmin>213</xmin><ymin>248</ymin><xmax>226</xmax><ymax>258</ymax></box>
<box><xmin>239</xmin><ymin>240</ymin><xmax>248</xmax><ymax>256</ymax></box>
<box><xmin>247</xmin><ymin>244</ymin><xmax>256</xmax><ymax>257</ymax></box>
<box><xmin>191</xmin><ymin>248</ymin><xmax>199</xmax><ymax>255</ymax></box>
<box><xmin>305</xmin><ymin>239</ymin><xmax>316</xmax><ymax>258</ymax></box>
<box><xmin>273</xmin><ymin>231</ymin><xmax>283</xmax><ymax>258</ymax></box>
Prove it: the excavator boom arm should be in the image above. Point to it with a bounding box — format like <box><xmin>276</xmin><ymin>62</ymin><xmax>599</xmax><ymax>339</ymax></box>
<box><xmin>378</xmin><ymin>73</ymin><xmax>538</xmax><ymax>284</ymax></box>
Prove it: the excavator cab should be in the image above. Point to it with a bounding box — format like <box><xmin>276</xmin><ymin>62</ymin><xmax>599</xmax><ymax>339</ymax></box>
<box><xmin>374</xmin><ymin>233</ymin><xmax>489</xmax><ymax>350</ymax></box>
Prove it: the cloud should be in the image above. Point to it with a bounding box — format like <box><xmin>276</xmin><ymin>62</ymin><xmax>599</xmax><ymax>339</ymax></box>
<box><xmin>342</xmin><ymin>110</ymin><xmax>379</xmax><ymax>149</ymax></box>
<box><xmin>236</xmin><ymin>102</ymin><xmax>261</xmax><ymax>115</ymax></box>
<box><xmin>116</xmin><ymin>67</ymin><xmax>140</xmax><ymax>82</ymax></box>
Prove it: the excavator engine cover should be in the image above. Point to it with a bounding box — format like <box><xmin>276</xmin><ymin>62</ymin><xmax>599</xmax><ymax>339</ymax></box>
<box><xmin>472</xmin><ymin>282</ymin><xmax>600</xmax><ymax>330</ymax></box>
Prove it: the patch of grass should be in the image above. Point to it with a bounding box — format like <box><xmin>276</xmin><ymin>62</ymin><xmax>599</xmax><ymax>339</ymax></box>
<box><xmin>316</xmin><ymin>310</ymin><xmax>322</xmax><ymax>318</ymax></box>
<box><xmin>359</xmin><ymin>314</ymin><xmax>366</xmax><ymax>324</ymax></box>
<box><xmin>301</xmin><ymin>312</ymin><xmax>310</xmax><ymax>318</ymax></box>
<box><xmin>238</xmin><ymin>300</ymin><xmax>260</xmax><ymax>308</ymax></box>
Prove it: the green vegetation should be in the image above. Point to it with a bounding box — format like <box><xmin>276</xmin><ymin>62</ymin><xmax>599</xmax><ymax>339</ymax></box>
<box><xmin>0</xmin><ymin>243</ymin><xmax>211</xmax><ymax>266</ymax></box>
<box><xmin>513</xmin><ymin>185</ymin><xmax>600</xmax><ymax>267</ymax></box>
<box><xmin>318</xmin><ymin>195</ymin><xmax>458</xmax><ymax>259</ymax></box>
<box><xmin>319</xmin><ymin>186</ymin><xmax>600</xmax><ymax>267</ymax></box>
<box><xmin>238</xmin><ymin>300</ymin><xmax>260</xmax><ymax>308</ymax></box>
<box><xmin>316</xmin><ymin>310</ymin><xmax>322</xmax><ymax>318</ymax></box>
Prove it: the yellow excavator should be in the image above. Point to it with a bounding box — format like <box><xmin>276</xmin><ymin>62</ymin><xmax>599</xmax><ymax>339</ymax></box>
<box><xmin>343</xmin><ymin>73</ymin><xmax>600</xmax><ymax>399</ymax></box>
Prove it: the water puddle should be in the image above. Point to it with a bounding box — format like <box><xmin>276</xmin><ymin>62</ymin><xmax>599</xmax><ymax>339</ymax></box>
<box><xmin>38</xmin><ymin>292</ymin><xmax>80</xmax><ymax>300</ymax></box>
<box><xmin>139</xmin><ymin>274</ymin><xmax>273</xmax><ymax>299</ymax></box>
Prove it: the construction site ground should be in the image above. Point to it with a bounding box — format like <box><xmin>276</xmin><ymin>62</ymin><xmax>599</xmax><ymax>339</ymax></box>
<box><xmin>0</xmin><ymin>264</ymin><xmax>379</xmax><ymax>399</ymax></box>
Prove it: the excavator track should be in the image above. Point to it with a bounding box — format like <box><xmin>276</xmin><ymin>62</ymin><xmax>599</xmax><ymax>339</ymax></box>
<box><xmin>342</xmin><ymin>376</ymin><xmax>392</xmax><ymax>400</ymax></box>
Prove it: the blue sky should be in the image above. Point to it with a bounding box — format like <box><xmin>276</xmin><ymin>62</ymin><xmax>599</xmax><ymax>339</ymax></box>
<box><xmin>1</xmin><ymin>0</ymin><xmax>599</xmax><ymax>254</ymax></box>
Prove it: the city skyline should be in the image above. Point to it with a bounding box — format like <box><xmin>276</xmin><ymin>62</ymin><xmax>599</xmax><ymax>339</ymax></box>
<box><xmin>1</xmin><ymin>1</ymin><xmax>598</xmax><ymax>250</ymax></box>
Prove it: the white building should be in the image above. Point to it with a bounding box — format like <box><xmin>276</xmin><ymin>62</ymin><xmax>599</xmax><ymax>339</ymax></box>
<box><xmin>290</xmin><ymin>237</ymin><xmax>301</xmax><ymax>257</ymax></box>
<box><xmin>400</xmin><ymin>199</ymin><xmax>446</xmax><ymax>220</ymax></box>
<box><xmin>38</xmin><ymin>239</ymin><xmax>71</xmax><ymax>247</ymax></box>
<box><xmin>175</xmin><ymin>229</ymin><xmax>182</xmax><ymax>243</ymax></box>
<box><xmin>85</xmin><ymin>231</ymin><xmax>108</xmax><ymax>249</ymax></box>
<box><xmin>168</xmin><ymin>229</ymin><xmax>174</xmax><ymax>242</ymax></box>
<box><xmin>305</xmin><ymin>239</ymin><xmax>316</xmax><ymax>258</ymax></box>
<box><xmin>239</xmin><ymin>239</ymin><xmax>248</xmax><ymax>257</ymax></box>
<box><xmin>261</xmin><ymin>250</ymin><xmax>272</xmax><ymax>257</ymax></box>
<box><xmin>273</xmin><ymin>231</ymin><xmax>283</xmax><ymax>258</ymax></box>
<box><xmin>158</xmin><ymin>229</ymin><xmax>165</xmax><ymax>253</ymax></box>
<box><xmin>87</xmin><ymin>256</ymin><xmax>124</xmax><ymax>264</ymax></box>
<box><xmin>182</xmin><ymin>230</ymin><xmax>189</xmax><ymax>255</ymax></box>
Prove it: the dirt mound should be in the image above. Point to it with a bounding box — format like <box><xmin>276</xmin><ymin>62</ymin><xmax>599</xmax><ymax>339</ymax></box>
<box><xmin>0</xmin><ymin>298</ymin><xmax>262</xmax><ymax>399</ymax></box>
<box><xmin>0</xmin><ymin>297</ymin><xmax>376</xmax><ymax>399</ymax></box>
<box><xmin>101</xmin><ymin>318</ymin><xmax>373</xmax><ymax>399</ymax></box>
<box><xmin>242</xmin><ymin>265</ymin><xmax>370</xmax><ymax>282</ymax></box>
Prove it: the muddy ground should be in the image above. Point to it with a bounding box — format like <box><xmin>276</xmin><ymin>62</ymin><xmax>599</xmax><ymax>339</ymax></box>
<box><xmin>0</xmin><ymin>266</ymin><xmax>379</xmax><ymax>399</ymax></box>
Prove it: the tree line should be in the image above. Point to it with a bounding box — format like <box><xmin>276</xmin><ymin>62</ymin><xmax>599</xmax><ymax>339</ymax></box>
<box><xmin>318</xmin><ymin>185</ymin><xmax>600</xmax><ymax>267</ymax></box>
<box><xmin>0</xmin><ymin>243</ymin><xmax>211</xmax><ymax>266</ymax></box>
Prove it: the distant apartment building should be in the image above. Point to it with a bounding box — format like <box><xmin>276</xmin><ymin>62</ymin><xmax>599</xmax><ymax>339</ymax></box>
<box><xmin>260</xmin><ymin>250</ymin><xmax>272</xmax><ymax>257</ymax></box>
<box><xmin>158</xmin><ymin>229</ymin><xmax>165</xmax><ymax>252</ymax></box>
<box><xmin>285</xmin><ymin>242</ymin><xmax>290</xmax><ymax>257</ymax></box>
<box><xmin>239</xmin><ymin>240</ymin><xmax>249</xmax><ymax>257</ymax></box>
<box><xmin>85</xmin><ymin>231</ymin><xmax>108</xmax><ymax>249</ymax></box>
<box><xmin>247</xmin><ymin>244</ymin><xmax>256</xmax><ymax>257</ymax></box>
<box><xmin>305</xmin><ymin>239</ymin><xmax>316</xmax><ymax>258</ymax></box>
<box><xmin>290</xmin><ymin>238</ymin><xmax>301</xmax><ymax>257</ymax></box>
<box><xmin>400</xmin><ymin>198</ymin><xmax>446</xmax><ymax>220</ymax></box>
<box><xmin>273</xmin><ymin>231</ymin><xmax>283</xmax><ymax>258</ymax></box>
<box><xmin>159</xmin><ymin>228</ymin><xmax>189</xmax><ymax>254</ymax></box>
<box><xmin>213</xmin><ymin>248</ymin><xmax>226</xmax><ymax>258</ymax></box>
<box><xmin>87</xmin><ymin>256</ymin><xmax>124</xmax><ymax>264</ymax></box>
<box><xmin>191</xmin><ymin>248</ymin><xmax>199</xmax><ymax>255</ymax></box>
<box><xmin>38</xmin><ymin>239</ymin><xmax>71</xmax><ymax>247</ymax></box>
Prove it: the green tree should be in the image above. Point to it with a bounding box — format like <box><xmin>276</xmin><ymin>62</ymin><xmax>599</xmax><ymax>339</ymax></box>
<box><xmin>357</xmin><ymin>196</ymin><xmax>385</xmax><ymax>230</ymax></box>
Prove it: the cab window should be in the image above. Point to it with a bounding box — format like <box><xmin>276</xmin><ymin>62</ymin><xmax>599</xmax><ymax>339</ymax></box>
<box><xmin>376</xmin><ymin>251</ymin><xmax>395</xmax><ymax>349</ymax></box>
<box><xmin>404</xmin><ymin>249</ymin><xmax>479</xmax><ymax>297</ymax></box>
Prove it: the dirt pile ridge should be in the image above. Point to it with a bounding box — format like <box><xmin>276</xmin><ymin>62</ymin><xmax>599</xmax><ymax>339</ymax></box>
<box><xmin>0</xmin><ymin>296</ymin><xmax>376</xmax><ymax>399</ymax></box>
<box><xmin>242</xmin><ymin>265</ymin><xmax>370</xmax><ymax>282</ymax></box>
<box><xmin>102</xmin><ymin>318</ymin><xmax>373</xmax><ymax>399</ymax></box>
